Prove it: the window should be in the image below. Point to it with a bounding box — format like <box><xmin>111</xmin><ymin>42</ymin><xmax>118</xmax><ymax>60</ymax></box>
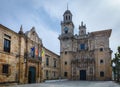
<box><xmin>54</xmin><ymin>60</ymin><xmax>56</xmax><ymax>67</ymax></box>
<box><xmin>65</xmin><ymin>30</ymin><xmax>68</xmax><ymax>34</ymax></box>
<box><xmin>100</xmin><ymin>71</ymin><xmax>104</xmax><ymax>77</ymax></box>
<box><xmin>100</xmin><ymin>48</ymin><xmax>103</xmax><ymax>51</ymax></box>
<box><xmin>65</xmin><ymin>51</ymin><xmax>67</xmax><ymax>54</ymax></box>
<box><xmin>4</xmin><ymin>39</ymin><xmax>11</xmax><ymax>52</ymax></box>
<box><xmin>100</xmin><ymin>59</ymin><xmax>103</xmax><ymax>63</ymax></box>
<box><xmin>64</xmin><ymin>72</ymin><xmax>67</xmax><ymax>77</ymax></box>
<box><xmin>2</xmin><ymin>64</ymin><xmax>9</xmax><ymax>74</ymax></box>
<box><xmin>69</xmin><ymin>16</ymin><xmax>70</xmax><ymax>20</ymax></box>
<box><xmin>65</xmin><ymin>61</ymin><xmax>67</xmax><ymax>65</ymax></box>
<box><xmin>46</xmin><ymin>57</ymin><xmax>49</xmax><ymax>66</ymax></box>
<box><xmin>81</xmin><ymin>30</ymin><xmax>84</xmax><ymax>34</ymax></box>
<box><xmin>80</xmin><ymin>44</ymin><xmax>85</xmax><ymax>50</ymax></box>
<box><xmin>66</xmin><ymin>16</ymin><xmax>67</xmax><ymax>20</ymax></box>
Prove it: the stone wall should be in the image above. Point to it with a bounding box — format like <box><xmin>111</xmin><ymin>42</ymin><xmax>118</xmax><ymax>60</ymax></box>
<box><xmin>42</xmin><ymin>47</ymin><xmax>60</xmax><ymax>81</ymax></box>
<box><xmin>0</xmin><ymin>24</ymin><xmax>19</xmax><ymax>83</ymax></box>
<box><xmin>0</xmin><ymin>24</ymin><xmax>43</xmax><ymax>84</ymax></box>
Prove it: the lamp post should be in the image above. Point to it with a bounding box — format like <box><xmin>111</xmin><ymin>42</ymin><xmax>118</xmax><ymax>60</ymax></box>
<box><xmin>112</xmin><ymin>62</ymin><xmax>116</xmax><ymax>81</ymax></box>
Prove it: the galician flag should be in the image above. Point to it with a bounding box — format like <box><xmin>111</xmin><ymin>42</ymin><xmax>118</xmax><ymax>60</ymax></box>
<box><xmin>42</xmin><ymin>48</ymin><xmax>45</xmax><ymax>58</ymax></box>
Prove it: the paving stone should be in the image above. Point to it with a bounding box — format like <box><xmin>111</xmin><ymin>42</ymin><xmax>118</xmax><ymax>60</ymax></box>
<box><xmin>9</xmin><ymin>81</ymin><xmax>120</xmax><ymax>87</ymax></box>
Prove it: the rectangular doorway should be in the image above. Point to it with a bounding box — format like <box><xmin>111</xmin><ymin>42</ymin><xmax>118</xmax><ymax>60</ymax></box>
<box><xmin>80</xmin><ymin>70</ymin><xmax>86</xmax><ymax>80</ymax></box>
<box><xmin>28</xmin><ymin>67</ymin><xmax>36</xmax><ymax>83</ymax></box>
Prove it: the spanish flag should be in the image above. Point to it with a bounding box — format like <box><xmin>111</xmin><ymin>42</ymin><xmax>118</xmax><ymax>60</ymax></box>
<box><xmin>42</xmin><ymin>48</ymin><xmax>45</xmax><ymax>58</ymax></box>
<box><xmin>35</xmin><ymin>48</ymin><xmax>38</xmax><ymax>56</ymax></box>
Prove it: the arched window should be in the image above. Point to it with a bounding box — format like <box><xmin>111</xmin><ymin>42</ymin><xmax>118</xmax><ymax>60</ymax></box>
<box><xmin>66</xmin><ymin>16</ymin><xmax>67</xmax><ymax>20</ymax></box>
<box><xmin>69</xmin><ymin>16</ymin><xmax>70</xmax><ymax>20</ymax></box>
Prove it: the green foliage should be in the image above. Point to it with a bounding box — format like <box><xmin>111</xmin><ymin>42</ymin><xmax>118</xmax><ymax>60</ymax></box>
<box><xmin>112</xmin><ymin>46</ymin><xmax>120</xmax><ymax>82</ymax></box>
<box><xmin>118</xmin><ymin>46</ymin><xmax>120</xmax><ymax>54</ymax></box>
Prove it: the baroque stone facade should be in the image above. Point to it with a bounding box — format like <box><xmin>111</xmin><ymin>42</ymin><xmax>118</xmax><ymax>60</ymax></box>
<box><xmin>0</xmin><ymin>8</ymin><xmax>112</xmax><ymax>84</ymax></box>
<box><xmin>42</xmin><ymin>47</ymin><xmax>60</xmax><ymax>81</ymax></box>
<box><xmin>0</xmin><ymin>24</ymin><xmax>60</xmax><ymax>84</ymax></box>
<box><xmin>59</xmin><ymin>9</ymin><xmax>112</xmax><ymax>80</ymax></box>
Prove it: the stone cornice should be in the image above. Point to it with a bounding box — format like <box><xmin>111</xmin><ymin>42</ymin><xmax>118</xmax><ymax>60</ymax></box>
<box><xmin>90</xmin><ymin>29</ymin><xmax>112</xmax><ymax>38</ymax></box>
<box><xmin>43</xmin><ymin>46</ymin><xmax>60</xmax><ymax>58</ymax></box>
<box><xmin>0</xmin><ymin>24</ymin><xmax>18</xmax><ymax>36</ymax></box>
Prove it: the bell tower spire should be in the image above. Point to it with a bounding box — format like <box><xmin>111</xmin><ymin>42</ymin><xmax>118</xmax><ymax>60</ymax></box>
<box><xmin>67</xmin><ymin>3</ymin><xmax>68</xmax><ymax>10</ymax></box>
<box><xmin>63</xmin><ymin>5</ymin><xmax>72</xmax><ymax>23</ymax></box>
<box><xmin>60</xmin><ymin>7</ymin><xmax>74</xmax><ymax>35</ymax></box>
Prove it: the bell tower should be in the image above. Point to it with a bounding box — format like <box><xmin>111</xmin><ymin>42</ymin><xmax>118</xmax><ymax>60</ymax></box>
<box><xmin>59</xmin><ymin>8</ymin><xmax>74</xmax><ymax>52</ymax></box>
<box><xmin>61</xmin><ymin>8</ymin><xmax>74</xmax><ymax>35</ymax></box>
<box><xmin>59</xmin><ymin>7</ymin><xmax>74</xmax><ymax>79</ymax></box>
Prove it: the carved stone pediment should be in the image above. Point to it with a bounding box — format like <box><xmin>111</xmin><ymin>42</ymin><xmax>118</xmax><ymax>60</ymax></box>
<box><xmin>25</xmin><ymin>27</ymin><xmax>42</xmax><ymax>44</ymax></box>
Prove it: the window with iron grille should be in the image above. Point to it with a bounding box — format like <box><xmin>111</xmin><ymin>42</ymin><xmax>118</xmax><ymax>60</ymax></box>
<box><xmin>100</xmin><ymin>71</ymin><xmax>104</xmax><ymax>77</ymax></box>
<box><xmin>46</xmin><ymin>57</ymin><xmax>49</xmax><ymax>66</ymax></box>
<box><xmin>80</xmin><ymin>44</ymin><xmax>85</xmax><ymax>50</ymax></box>
<box><xmin>4</xmin><ymin>39</ymin><xmax>11</xmax><ymax>53</ymax></box>
<box><xmin>2</xmin><ymin>64</ymin><xmax>9</xmax><ymax>74</ymax></box>
<box><xmin>54</xmin><ymin>59</ymin><xmax>56</xmax><ymax>67</ymax></box>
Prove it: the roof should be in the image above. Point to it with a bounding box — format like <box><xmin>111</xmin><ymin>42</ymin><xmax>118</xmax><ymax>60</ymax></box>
<box><xmin>63</xmin><ymin>10</ymin><xmax>72</xmax><ymax>16</ymax></box>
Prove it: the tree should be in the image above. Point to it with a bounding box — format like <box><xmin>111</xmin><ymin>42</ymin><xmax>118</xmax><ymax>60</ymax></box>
<box><xmin>112</xmin><ymin>46</ymin><xmax>120</xmax><ymax>82</ymax></box>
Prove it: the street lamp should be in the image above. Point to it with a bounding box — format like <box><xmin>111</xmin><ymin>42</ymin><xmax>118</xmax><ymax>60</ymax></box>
<box><xmin>112</xmin><ymin>62</ymin><xmax>116</xmax><ymax>81</ymax></box>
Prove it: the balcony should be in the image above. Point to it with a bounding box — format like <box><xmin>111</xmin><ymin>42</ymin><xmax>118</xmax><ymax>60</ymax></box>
<box><xmin>24</xmin><ymin>52</ymin><xmax>42</xmax><ymax>61</ymax></box>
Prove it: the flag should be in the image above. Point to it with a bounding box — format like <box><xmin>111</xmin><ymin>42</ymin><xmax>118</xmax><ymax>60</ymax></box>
<box><xmin>38</xmin><ymin>50</ymin><xmax>42</xmax><ymax>60</ymax></box>
<box><xmin>35</xmin><ymin>47</ymin><xmax>38</xmax><ymax>57</ymax></box>
<box><xmin>42</xmin><ymin>48</ymin><xmax>45</xmax><ymax>58</ymax></box>
<box><xmin>38</xmin><ymin>50</ymin><xmax>41</xmax><ymax>57</ymax></box>
<box><xmin>31</xmin><ymin>47</ymin><xmax>35</xmax><ymax>57</ymax></box>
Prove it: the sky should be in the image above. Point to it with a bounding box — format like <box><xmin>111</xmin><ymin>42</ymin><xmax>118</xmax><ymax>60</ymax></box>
<box><xmin>0</xmin><ymin>0</ymin><xmax>120</xmax><ymax>57</ymax></box>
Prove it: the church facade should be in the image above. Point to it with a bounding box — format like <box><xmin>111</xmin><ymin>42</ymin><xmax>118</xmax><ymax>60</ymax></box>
<box><xmin>59</xmin><ymin>9</ymin><xmax>112</xmax><ymax>80</ymax></box>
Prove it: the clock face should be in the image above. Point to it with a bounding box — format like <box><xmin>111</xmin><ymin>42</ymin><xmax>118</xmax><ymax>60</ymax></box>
<box><xmin>64</xmin><ymin>27</ymin><xmax>69</xmax><ymax>34</ymax></box>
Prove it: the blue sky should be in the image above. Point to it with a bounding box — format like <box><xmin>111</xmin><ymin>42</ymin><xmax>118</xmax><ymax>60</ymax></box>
<box><xmin>0</xmin><ymin>0</ymin><xmax>120</xmax><ymax>57</ymax></box>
